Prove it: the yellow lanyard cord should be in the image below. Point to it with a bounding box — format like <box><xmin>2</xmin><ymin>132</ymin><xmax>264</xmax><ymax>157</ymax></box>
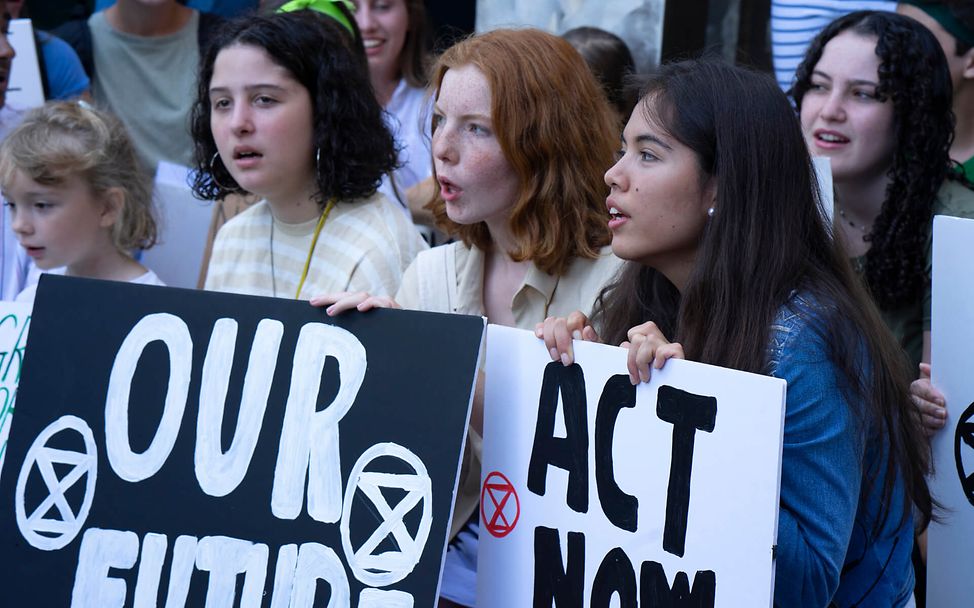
<box><xmin>294</xmin><ymin>198</ymin><xmax>335</xmax><ymax>300</ymax></box>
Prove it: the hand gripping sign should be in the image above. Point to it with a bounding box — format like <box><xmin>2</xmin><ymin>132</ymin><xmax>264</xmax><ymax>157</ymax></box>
<box><xmin>0</xmin><ymin>275</ymin><xmax>484</xmax><ymax>608</ymax></box>
<box><xmin>478</xmin><ymin>325</ymin><xmax>786</xmax><ymax>607</ymax></box>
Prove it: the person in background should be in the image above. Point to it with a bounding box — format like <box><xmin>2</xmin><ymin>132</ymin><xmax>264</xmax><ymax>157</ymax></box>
<box><xmin>352</xmin><ymin>0</ymin><xmax>434</xmax><ymax>219</ymax></box>
<box><xmin>193</xmin><ymin>9</ymin><xmax>425</xmax><ymax>300</ymax></box>
<box><xmin>901</xmin><ymin>0</ymin><xmax>974</xmax><ymax>438</ymax></box>
<box><xmin>7</xmin><ymin>0</ymin><xmax>90</xmax><ymax>100</ymax></box>
<box><xmin>897</xmin><ymin>1</ymin><xmax>974</xmax><ymax>181</ymax></box>
<box><xmin>0</xmin><ymin>0</ymin><xmax>32</xmax><ymax>301</ymax></box>
<box><xmin>0</xmin><ymin>101</ymin><xmax>163</xmax><ymax>304</ymax></box>
<box><xmin>792</xmin><ymin>10</ymin><xmax>974</xmax><ymax>372</ymax></box>
<box><xmin>541</xmin><ymin>58</ymin><xmax>931</xmax><ymax>608</ymax></box>
<box><xmin>55</xmin><ymin>0</ymin><xmax>223</xmax><ymax>171</ymax></box>
<box><xmin>562</xmin><ymin>25</ymin><xmax>637</xmax><ymax>125</ymax></box>
<box><xmin>771</xmin><ymin>0</ymin><xmax>896</xmax><ymax>90</ymax></box>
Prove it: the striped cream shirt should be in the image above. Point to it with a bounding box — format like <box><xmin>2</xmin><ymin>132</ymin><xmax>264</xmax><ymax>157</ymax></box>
<box><xmin>204</xmin><ymin>193</ymin><xmax>427</xmax><ymax>300</ymax></box>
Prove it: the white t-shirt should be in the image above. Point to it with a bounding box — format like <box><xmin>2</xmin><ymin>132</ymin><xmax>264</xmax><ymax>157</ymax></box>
<box><xmin>377</xmin><ymin>79</ymin><xmax>433</xmax><ymax>212</ymax></box>
<box><xmin>15</xmin><ymin>269</ymin><xmax>166</xmax><ymax>304</ymax></box>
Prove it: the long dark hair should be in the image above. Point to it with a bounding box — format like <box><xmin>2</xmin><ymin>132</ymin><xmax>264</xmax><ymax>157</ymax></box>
<box><xmin>595</xmin><ymin>59</ymin><xmax>932</xmax><ymax>531</ymax></box>
<box><xmin>791</xmin><ymin>11</ymin><xmax>955</xmax><ymax>311</ymax></box>
<box><xmin>400</xmin><ymin>0</ymin><xmax>432</xmax><ymax>88</ymax></box>
<box><xmin>190</xmin><ymin>10</ymin><xmax>397</xmax><ymax>205</ymax></box>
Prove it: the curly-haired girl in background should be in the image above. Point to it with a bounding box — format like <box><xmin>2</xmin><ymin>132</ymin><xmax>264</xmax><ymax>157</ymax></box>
<box><xmin>791</xmin><ymin>10</ymin><xmax>974</xmax><ymax>372</ymax></box>
<box><xmin>0</xmin><ymin>101</ymin><xmax>162</xmax><ymax>303</ymax></box>
<box><xmin>192</xmin><ymin>9</ymin><xmax>426</xmax><ymax>300</ymax></box>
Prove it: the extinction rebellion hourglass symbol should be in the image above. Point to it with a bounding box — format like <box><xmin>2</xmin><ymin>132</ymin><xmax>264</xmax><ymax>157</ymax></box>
<box><xmin>956</xmin><ymin>401</ymin><xmax>974</xmax><ymax>507</ymax></box>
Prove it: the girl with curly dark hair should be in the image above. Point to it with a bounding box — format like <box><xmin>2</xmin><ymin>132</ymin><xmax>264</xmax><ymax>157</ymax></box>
<box><xmin>791</xmin><ymin>10</ymin><xmax>974</xmax><ymax>372</ymax></box>
<box><xmin>191</xmin><ymin>9</ymin><xmax>426</xmax><ymax>300</ymax></box>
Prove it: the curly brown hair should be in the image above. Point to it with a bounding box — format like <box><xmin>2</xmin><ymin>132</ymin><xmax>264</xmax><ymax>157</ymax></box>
<box><xmin>790</xmin><ymin>11</ymin><xmax>956</xmax><ymax>311</ymax></box>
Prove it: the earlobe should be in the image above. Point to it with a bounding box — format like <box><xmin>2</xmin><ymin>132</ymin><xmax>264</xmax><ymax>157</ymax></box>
<box><xmin>703</xmin><ymin>178</ymin><xmax>718</xmax><ymax>216</ymax></box>
<box><xmin>963</xmin><ymin>49</ymin><xmax>974</xmax><ymax>80</ymax></box>
<box><xmin>99</xmin><ymin>187</ymin><xmax>125</xmax><ymax>228</ymax></box>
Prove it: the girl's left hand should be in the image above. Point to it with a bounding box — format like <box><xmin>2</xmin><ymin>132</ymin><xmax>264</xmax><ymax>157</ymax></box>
<box><xmin>309</xmin><ymin>291</ymin><xmax>400</xmax><ymax>316</ymax></box>
<box><xmin>623</xmin><ymin>321</ymin><xmax>684</xmax><ymax>385</ymax></box>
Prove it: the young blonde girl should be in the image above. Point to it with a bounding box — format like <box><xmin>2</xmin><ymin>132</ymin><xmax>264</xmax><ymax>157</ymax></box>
<box><xmin>0</xmin><ymin>101</ymin><xmax>161</xmax><ymax>303</ymax></box>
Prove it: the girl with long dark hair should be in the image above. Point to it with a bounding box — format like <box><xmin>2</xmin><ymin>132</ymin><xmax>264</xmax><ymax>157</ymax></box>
<box><xmin>541</xmin><ymin>59</ymin><xmax>931</xmax><ymax>607</ymax></box>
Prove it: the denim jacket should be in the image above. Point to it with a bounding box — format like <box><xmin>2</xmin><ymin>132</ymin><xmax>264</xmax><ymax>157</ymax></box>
<box><xmin>768</xmin><ymin>294</ymin><xmax>914</xmax><ymax>608</ymax></box>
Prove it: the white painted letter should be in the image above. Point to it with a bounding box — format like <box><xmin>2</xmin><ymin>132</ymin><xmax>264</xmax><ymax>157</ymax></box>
<box><xmin>269</xmin><ymin>544</ymin><xmax>298</xmax><ymax>608</ymax></box>
<box><xmin>359</xmin><ymin>589</ymin><xmax>415</xmax><ymax>607</ymax></box>
<box><xmin>272</xmin><ymin>323</ymin><xmax>366</xmax><ymax>523</ymax></box>
<box><xmin>106</xmin><ymin>313</ymin><xmax>192</xmax><ymax>482</ymax></box>
<box><xmin>196</xmin><ymin>318</ymin><xmax>283</xmax><ymax>496</ymax></box>
<box><xmin>163</xmin><ymin>535</ymin><xmax>198</xmax><ymax>607</ymax></box>
<box><xmin>133</xmin><ymin>533</ymin><xmax>168</xmax><ymax>608</ymax></box>
<box><xmin>290</xmin><ymin>543</ymin><xmax>350</xmax><ymax>607</ymax></box>
<box><xmin>196</xmin><ymin>535</ymin><xmax>269</xmax><ymax>608</ymax></box>
<box><xmin>71</xmin><ymin>528</ymin><xmax>139</xmax><ymax>608</ymax></box>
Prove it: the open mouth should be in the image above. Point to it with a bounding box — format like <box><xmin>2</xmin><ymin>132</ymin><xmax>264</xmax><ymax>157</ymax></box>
<box><xmin>363</xmin><ymin>39</ymin><xmax>383</xmax><ymax>49</ymax></box>
<box><xmin>608</xmin><ymin>207</ymin><xmax>628</xmax><ymax>220</ymax></box>
<box><xmin>815</xmin><ymin>131</ymin><xmax>849</xmax><ymax>144</ymax></box>
<box><xmin>234</xmin><ymin>150</ymin><xmax>262</xmax><ymax>160</ymax></box>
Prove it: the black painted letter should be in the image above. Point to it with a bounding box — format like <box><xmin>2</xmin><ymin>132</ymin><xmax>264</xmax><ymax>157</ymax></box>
<box><xmin>595</xmin><ymin>374</ymin><xmax>639</xmax><ymax>532</ymax></box>
<box><xmin>528</xmin><ymin>362</ymin><xmax>588</xmax><ymax>512</ymax></box>
<box><xmin>640</xmin><ymin>561</ymin><xmax>716</xmax><ymax>607</ymax></box>
<box><xmin>591</xmin><ymin>547</ymin><xmax>637</xmax><ymax>607</ymax></box>
<box><xmin>534</xmin><ymin>526</ymin><xmax>585</xmax><ymax>607</ymax></box>
<box><xmin>656</xmin><ymin>385</ymin><xmax>717</xmax><ymax>557</ymax></box>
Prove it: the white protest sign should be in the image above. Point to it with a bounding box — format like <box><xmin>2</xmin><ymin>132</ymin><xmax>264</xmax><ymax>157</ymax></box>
<box><xmin>6</xmin><ymin>19</ymin><xmax>44</xmax><ymax>109</ymax></box>
<box><xmin>812</xmin><ymin>156</ymin><xmax>834</xmax><ymax>224</ymax></box>
<box><xmin>479</xmin><ymin>324</ymin><xmax>786</xmax><ymax>607</ymax></box>
<box><xmin>0</xmin><ymin>302</ymin><xmax>31</xmax><ymax>476</ymax></box>
<box><xmin>927</xmin><ymin>214</ymin><xmax>974</xmax><ymax>607</ymax></box>
<box><xmin>139</xmin><ymin>161</ymin><xmax>214</xmax><ymax>288</ymax></box>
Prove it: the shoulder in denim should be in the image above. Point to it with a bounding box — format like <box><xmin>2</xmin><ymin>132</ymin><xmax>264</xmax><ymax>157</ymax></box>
<box><xmin>765</xmin><ymin>291</ymin><xmax>832</xmax><ymax>377</ymax></box>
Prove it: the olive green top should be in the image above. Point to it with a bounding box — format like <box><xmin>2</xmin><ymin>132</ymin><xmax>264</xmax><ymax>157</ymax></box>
<box><xmin>852</xmin><ymin>179</ymin><xmax>974</xmax><ymax>369</ymax></box>
<box><xmin>961</xmin><ymin>155</ymin><xmax>974</xmax><ymax>184</ymax></box>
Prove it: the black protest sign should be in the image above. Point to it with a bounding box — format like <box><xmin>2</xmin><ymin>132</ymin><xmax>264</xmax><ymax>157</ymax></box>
<box><xmin>0</xmin><ymin>275</ymin><xmax>484</xmax><ymax>607</ymax></box>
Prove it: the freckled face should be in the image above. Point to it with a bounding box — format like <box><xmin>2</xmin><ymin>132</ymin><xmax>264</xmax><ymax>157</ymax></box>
<box><xmin>431</xmin><ymin>65</ymin><xmax>520</xmax><ymax>230</ymax></box>
<box><xmin>604</xmin><ymin>103</ymin><xmax>713</xmax><ymax>280</ymax></box>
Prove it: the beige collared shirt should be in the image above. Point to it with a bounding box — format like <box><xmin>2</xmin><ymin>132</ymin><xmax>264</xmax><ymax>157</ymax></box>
<box><xmin>397</xmin><ymin>241</ymin><xmax>623</xmax><ymax>327</ymax></box>
<box><xmin>396</xmin><ymin>241</ymin><xmax>624</xmax><ymax>537</ymax></box>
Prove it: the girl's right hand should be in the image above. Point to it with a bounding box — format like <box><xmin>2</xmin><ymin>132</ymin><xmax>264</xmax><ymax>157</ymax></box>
<box><xmin>623</xmin><ymin>321</ymin><xmax>684</xmax><ymax>385</ymax></box>
<box><xmin>309</xmin><ymin>291</ymin><xmax>401</xmax><ymax>316</ymax></box>
<box><xmin>911</xmin><ymin>363</ymin><xmax>946</xmax><ymax>436</ymax></box>
<box><xmin>534</xmin><ymin>311</ymin><xmax>601</xmax><ymax>366</ymax></box>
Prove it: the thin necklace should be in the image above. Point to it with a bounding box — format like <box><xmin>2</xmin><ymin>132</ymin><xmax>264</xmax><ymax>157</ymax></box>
<box><xmin>270</xmin><ymin>199</ymin><xmax>336</xmax><ymax>299</ymax></box>
<box><xmin>837</xmin><ymin>205</ymin><xmax>870</xmax><ymax>235</ymax></box>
